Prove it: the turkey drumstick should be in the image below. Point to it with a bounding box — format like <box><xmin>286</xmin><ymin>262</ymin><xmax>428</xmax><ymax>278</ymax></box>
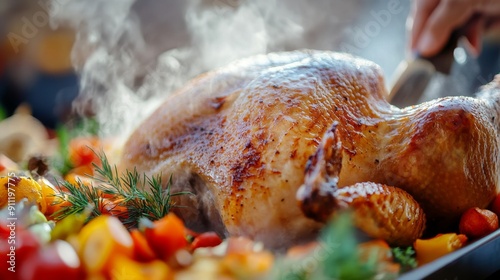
<box><xmin>297</xmin><ymin>122</ymin><xmax>426</xmax><ymax>246</ymax></box>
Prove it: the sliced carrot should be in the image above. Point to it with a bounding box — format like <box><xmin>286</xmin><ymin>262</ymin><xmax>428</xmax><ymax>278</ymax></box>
<box><xmin>144</xmin><ymin>213</ymin><xmax>188</xmax><ymax>261</ymax></box>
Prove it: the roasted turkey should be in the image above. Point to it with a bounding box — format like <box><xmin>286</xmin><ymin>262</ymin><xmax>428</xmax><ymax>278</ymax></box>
<box><xmin>121</xmin><ymin>50</ymin><xmax>500</xmax><ymax>248</ymax></box>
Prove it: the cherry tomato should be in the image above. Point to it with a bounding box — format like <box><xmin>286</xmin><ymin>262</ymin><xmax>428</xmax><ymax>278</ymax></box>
<box><xmin>191</xmin><ymin>232</ymin><xmax>223</xmax><ymax>250</ymax></box>
<box><xmin>20</xmin><ymin>240</ymin><xmax>84</xmax><ymax>280</ymax></box>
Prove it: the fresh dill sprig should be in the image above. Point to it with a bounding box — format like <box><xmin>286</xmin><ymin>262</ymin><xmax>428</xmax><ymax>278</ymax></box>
<box><xmin>52</xmin><ymin>150</ymin><xmax>190</xmax><ymax>227</ymax></box>
<box><xmin>391</xmin><ymin>246</ymin><xmax>417</xmax><ymax>272</ymax></box>
<box><xmin>91</xmin><ymin>150</ymin><xmax>190</xmax><ymax>227</ymax></box>
<box><xmin>52</xmin><ymin>178</ymin><xmax>103</xmax><ymax>221</ymax></box>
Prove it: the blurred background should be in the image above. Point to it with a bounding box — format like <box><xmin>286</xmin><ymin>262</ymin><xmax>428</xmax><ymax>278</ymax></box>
<box><xmin>0</xmin><ymin>1</ymin><xmax>78</xmax><ymax>129</ymax></box>
<box><xmin>0</xmin><ymin>0</ymin><xmax>499</xmax><ymax>132</ymax></box>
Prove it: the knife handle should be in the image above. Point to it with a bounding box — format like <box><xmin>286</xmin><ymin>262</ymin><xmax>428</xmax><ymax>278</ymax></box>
<box><xmin>417</xmin><ymin>29</ymin><xmax>462</xmax><ymax>74</ymax></box>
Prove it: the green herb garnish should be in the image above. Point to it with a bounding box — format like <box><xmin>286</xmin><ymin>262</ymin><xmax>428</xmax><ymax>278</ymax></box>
<box><xmin>52</xmin><ymin>151</ymin><xmax>190</xmax><ymax>227</ymax></box>
<box><xmin>391</xmin><ymin>247</ymin><xmax>417</xmax><ymax>272</ymax></box>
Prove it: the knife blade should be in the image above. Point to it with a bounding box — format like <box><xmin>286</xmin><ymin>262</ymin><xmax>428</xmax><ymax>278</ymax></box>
<box><xmin>388</xmin><ymin>30</ymin><xmax>462</xmax><ymax>108</ymax></box>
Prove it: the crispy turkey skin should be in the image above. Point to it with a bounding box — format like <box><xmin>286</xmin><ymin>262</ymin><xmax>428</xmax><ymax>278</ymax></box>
<box><xmin>121</xmin><ymin>51</ymin><xmax>500</xmax><ymax>248</ymax></box>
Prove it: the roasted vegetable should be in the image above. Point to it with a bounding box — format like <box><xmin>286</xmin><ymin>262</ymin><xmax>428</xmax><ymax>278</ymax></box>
<box><xmin>191</xmin><ymin>232</ymin><xmax>223</xmax><ymax>251</ymax></box>
<box><xmin>130</xmin><ymin>229</ymin><xmax>157</xmax><ymax>262</ymax></box>
<box><xmin>19</xmin><ymin>240</ymin><xmax>83</xmax><ymax>280</ymax></box>
<box><xmin>459</xmin><ymin>207</ymin><xmax>499</xmax><ymax>240</ymax></box>
<box><xmin>142</xmin><ymin>213</ymin><xmax>188</xmax><ymax>261</ymax></box>
<box><xmin>414</xmin><ymin>233</ymin><xmax>467</xmax><ymax>265</ymax></box>
<box><xmin>77</xmin><ymin>215</ymin><xmax>133</xmax><ymax>275</ymax></box>
<box><xmin>0</xmin><ymin>176</ymin><xmax>46</xmax><ymax>213</ymax></box>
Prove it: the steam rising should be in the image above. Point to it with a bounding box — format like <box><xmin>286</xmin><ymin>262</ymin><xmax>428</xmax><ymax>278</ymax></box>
<box><xmin>187</xmin><ymin>0</ymin><xmax>303</xmax><ymax>70</ymax></box>
<box><xmin>50</xmin><ymin>0</ymin><xmax>148</xmax><ymax>139</ymax></box>
<box><xmin>49</xmin><ymin>0</ymin><xmax>408</xmax><ymax>139</ymax></box>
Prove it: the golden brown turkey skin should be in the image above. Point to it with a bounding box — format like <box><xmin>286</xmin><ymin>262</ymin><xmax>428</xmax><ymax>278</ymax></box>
<box><xmin>121</xmin><ymin>51</ymin><xmax>500</xmax><ymax>248</ymax></box>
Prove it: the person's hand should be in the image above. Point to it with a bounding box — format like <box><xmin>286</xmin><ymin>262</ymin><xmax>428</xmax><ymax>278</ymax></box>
<box><xmin>410</xmin><ymin>0</ymin><xmax>500</xmax><ymax>57</ymax></box>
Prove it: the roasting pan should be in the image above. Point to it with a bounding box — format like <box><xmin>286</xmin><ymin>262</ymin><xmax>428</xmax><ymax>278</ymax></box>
<box><xmin>398</xmin><ymin>229</ymin><xmax>500</xmax><ymax>279</ymax></box>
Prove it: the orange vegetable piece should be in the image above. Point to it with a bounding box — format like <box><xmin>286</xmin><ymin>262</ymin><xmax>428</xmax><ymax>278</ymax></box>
<box><xmin>0</xmin><ymin>176</ymin><xmax>46</xmax><ymax>213</ymax></box>
<box><xmin>45</xmin><ymin>193</ymin><xmax>72</xmax><ymax>219</ymax></box>
<box><xmin>222</xmin><ymin>251</ymin><xmax>274</xmax><ymax>277</ymax></box>
<box><xmin>130</xmin><ymin>229</ymin><xmax>157</xmax><ymax>262</ymax></box>
<box><xmin>64</xmin><ymin>173</ymin><xmax>95</xmax><ymax>189</ymax></box>
<box><xmin>38</xmin><ymin>178</ymin><xmax>72</xmax><ymax>217</ymax></box>
<box><xmin>38</xmin><ymin>178</ymin><xmax>58</xmax><ymax>198</ymax></box>
<box><xmin>68</xmin><ymin>137</ymin><xmax>101</xmax><ymax>168</ymax></box>
<box><xmin>67</xmin><ymin>164</ymin><xmax>94</xmax><ymax>177</ymax></box>
<box><xmin>97</xmin><ymin>198</ymin><xmax>128</xmax><ymax>219</ymax></box>
<box><xmin>78</xmin><ymin>215</ymin><xmax>134</xmax><ymax>275</ymax></box>
<box><xmin>414</xmin><ymin>233</ymin><xmax>467</xmax><ymax>266</ymax></box>
<box><xmin>109</xmin><ymin>256</ymin><xmax>172</xmax><ymax>280</ymax></box>
<box><xmin>144</xmin><ymin>213</ymin><xmax>188</xmax><ymax>261</ymax></box>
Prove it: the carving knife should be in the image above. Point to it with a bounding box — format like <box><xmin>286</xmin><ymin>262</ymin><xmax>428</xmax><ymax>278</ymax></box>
<box><xmin>388</xmin><ymin>31</ymin><xmax>461</xmax><ymax>107</ymax></box>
